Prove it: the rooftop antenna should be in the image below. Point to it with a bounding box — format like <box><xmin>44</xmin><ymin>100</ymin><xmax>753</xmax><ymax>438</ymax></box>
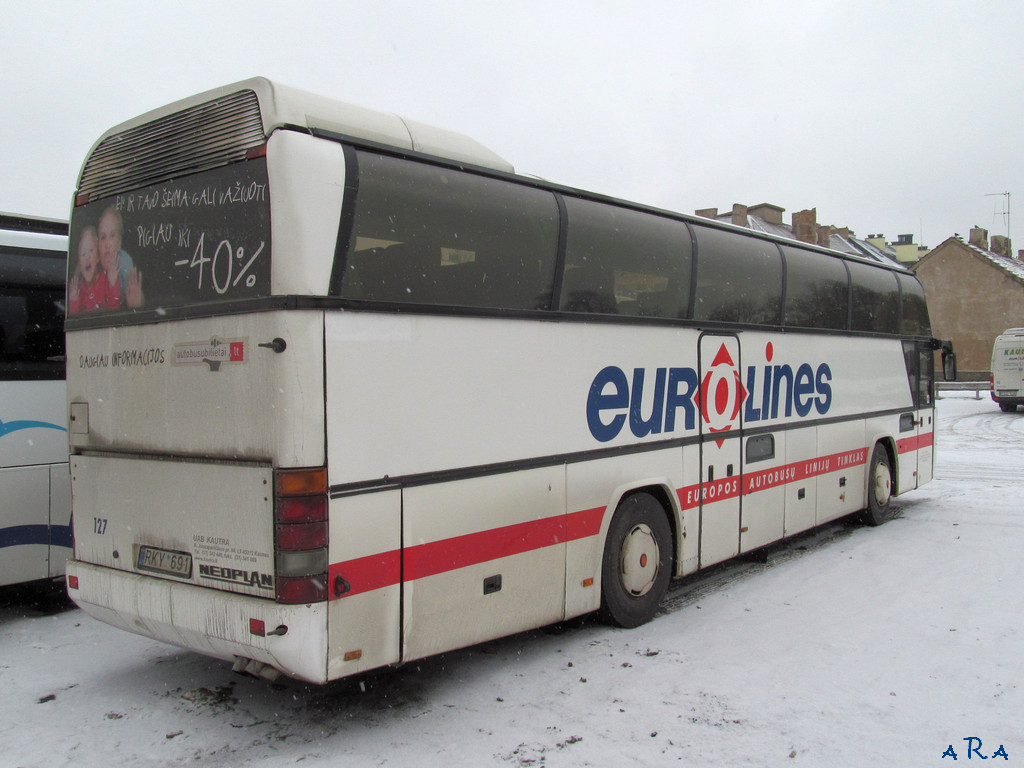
<box><xmin>986</xmin><ymin>191</ymin><xmax>1011</xmax><ymax>243</ymax></box>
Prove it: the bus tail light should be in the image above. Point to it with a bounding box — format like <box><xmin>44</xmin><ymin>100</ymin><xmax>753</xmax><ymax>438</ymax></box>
<box><xmin>274</xmin><ymin>467</ymin><xmax>328</xmax><ymax>605</ymax></box>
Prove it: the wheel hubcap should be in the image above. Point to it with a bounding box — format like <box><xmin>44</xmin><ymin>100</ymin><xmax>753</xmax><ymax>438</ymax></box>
<box><xmin>620</xmin><ymin>523</ymin><xmax>660</xmax><ymax>597</ymax></box>
<box><xmin>873</xmin><ymin>463</ymin><xmax>892</xmax><ymax>507</ymax></box>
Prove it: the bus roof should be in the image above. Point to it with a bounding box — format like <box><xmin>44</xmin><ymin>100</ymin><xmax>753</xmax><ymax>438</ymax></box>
<box><xmin>0</xmin><ymin>212</ymin><xmax>68</xmax><ymax>237</ymax></box>
<box><xmin>82</xmin><ymin>77</ymin><xmax>514</xmax><ymax>177</ymax></box>
<box><xmin>0</xmin><ymin>212</ymin><xmax>68</xmax><ymax>251</ymax></box>
<box><xmin>76</xmin><ymin>79</ymin><xmax>913</xmax><ymax>278</ymax></box>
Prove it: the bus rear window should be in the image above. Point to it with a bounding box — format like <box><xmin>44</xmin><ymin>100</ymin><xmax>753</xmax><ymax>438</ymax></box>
<box><xmin>339</xmin><ymin>151</ymin><xmax>559</xmax><ymax>311</ymax></box>
<box><xmin>67</xmin><ymin>158</ymin><xmax>271</xmax><ymax>322</ymax></box>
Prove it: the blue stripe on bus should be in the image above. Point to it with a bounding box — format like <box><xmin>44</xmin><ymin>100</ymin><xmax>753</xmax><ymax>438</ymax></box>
<box><xmin>0</xmin><ymin>523</ymin><xmax>73</xmax><ymax>549</ymax></box>
<box><xmin>0</xmin><ymin>419</ymin><xmax>68</xmax><ymax>437</ymax></box>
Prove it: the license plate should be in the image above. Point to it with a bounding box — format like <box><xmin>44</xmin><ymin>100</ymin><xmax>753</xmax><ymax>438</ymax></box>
<box><xmin>136</xmin><ymin>545</ymin><xmax>193</xmax><ymax>578</ymax></box>
<box><xmin>998</xmin><ymin>390</ymin><xmax>1018</xmax><ymax>397</ymax></box>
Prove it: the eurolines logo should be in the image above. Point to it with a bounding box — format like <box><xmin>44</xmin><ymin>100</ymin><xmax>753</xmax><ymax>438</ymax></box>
<box><xmin>586</xmin><ymin>341</ymin><xmax>833</xmax><ymax>443</ymax></box>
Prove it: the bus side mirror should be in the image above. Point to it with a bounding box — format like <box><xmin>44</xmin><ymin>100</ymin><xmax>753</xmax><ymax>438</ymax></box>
<box><xmin>934</xmin><ymin>339</ymin><xmax>957</xmax><ymax>381</ymax></box>
<box><xmin>942</xmin><ymin>350</ymin><xmax>957</xmax><ymax>381</ymax></box>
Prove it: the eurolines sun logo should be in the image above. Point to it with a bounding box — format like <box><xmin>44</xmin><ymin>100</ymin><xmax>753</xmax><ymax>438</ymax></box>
<box><xmin>586</xmin><ymin>341</ymin><xmax>833</xmax><ymax>443</ymax></box>
<box><xmin>701</xmin><ymin>343</ymin><xmax>747</xmax><ymax>445</ymax></box>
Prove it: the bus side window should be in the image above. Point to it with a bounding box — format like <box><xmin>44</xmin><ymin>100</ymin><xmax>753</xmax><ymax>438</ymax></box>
<box><xmin>340</xmin><ymin>151</ymin><xmax>559</xmax><ymax>311</ymax></box>
<box><xmin>561</xmin><ymin>263</ymin><xmax>617</xmax><ymax>313</ymax></box>
<box><xmin>781</xmin><ymin>245</ymin><xmax>850</xmax><ymax>330</ymax></box>
<box><xmin>849</xmin><ymin>261</ymin><xmax>899</xmax><ymax>334</ymax></box>
<box><xmin>692</xmin><ymin>226</ymin><xmax>783</xmax><ymax>325</ymax></box>
<box><xmin>559</xmin><ymin>198</ymin><xmax>691</xmax><ymax>319</ymax></box>
<box><xmin>897</xmin><ymin>273</ymin><xmax>931</xmax><ymax>337</ymax></box>
<box><xmin>0</xmin><ymin>249</ymin><xmax>66</xmax><ymax>381</ymax></box>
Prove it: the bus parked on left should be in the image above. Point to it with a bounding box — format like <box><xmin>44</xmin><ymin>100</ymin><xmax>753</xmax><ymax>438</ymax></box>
<box><xmin>0</xmin><ymin>212</ymin><xmax>71</xmax><ymax>587</ymax></box>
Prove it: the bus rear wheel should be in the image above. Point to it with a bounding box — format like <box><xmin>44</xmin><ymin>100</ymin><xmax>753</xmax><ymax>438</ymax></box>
<box><xmin>861</xmin><ymin>444</ymin><xmax>894</xmax><ymax>526</ymax></box>
<box><xmin>598</xmin><ymin>492</ymin><xmax>672</xmax><ymax>629</ymax></box>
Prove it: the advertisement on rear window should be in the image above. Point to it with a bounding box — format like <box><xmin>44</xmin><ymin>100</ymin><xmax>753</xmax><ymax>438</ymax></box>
<box><xmin>67</xmin><ymin>159</ymin><xmax>271</xmax><ymax>319</ymax></box>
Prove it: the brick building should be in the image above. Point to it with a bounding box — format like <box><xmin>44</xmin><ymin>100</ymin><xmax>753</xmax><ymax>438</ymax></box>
<box><xmin>911</xmin><ymin>227</ymin><xmax>1024</xmax><ymax>377</ymax></box>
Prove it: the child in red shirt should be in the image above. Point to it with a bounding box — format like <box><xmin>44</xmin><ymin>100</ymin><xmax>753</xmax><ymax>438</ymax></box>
<box><xmin>69</xmin><ymin>226</ymin><xmax>120</xmax><ymax>315</ymax></box>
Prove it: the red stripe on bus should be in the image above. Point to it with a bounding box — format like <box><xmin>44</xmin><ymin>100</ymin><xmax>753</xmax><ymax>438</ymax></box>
<box><xmin>567</xmin><ymin>505</ymin><xmax>606</xmax><ymax>540</ymax></box>
<box><xmin>329</xmin><ymin>443</ymin><xmax>902</xmax><ymax>598</ymax></box>
<box><xmin>897</xmin><ymin>431</ymin><xmax>933</xmax><ymax>454</ymax></box>
<box><xmin>404</xmin><ymin>515</ymin><xmax>567</xmax><ymax>581</ymax></box>
<box><xmin>678</xmin><ymin>476</ymin><xmax>742</xmax><ymax>510</ymax></box>
<box><xmin>679</xmin><ymin>446</ymin><xmax>870</xmax><ymax>507</ymax></box>
<box><xmin>328</xmin><ymin>550</ymin><xmax>401</xmax><ymax>598</ymax></box>
<box><xmin>330</xmin><ymin>507</ymin><xmax>607</xmax><ymax>600</ymax></box>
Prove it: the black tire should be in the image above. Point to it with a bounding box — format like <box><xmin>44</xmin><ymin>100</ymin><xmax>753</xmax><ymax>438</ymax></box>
<box><xmin>999</xmin><ymin>402</ymin><xmax>1017</xmax><ymax>413</ymax></box>
<box><xmin>598</xmin><ymin>492</ymin><xmax>673</xmax><ymax>628</ymax></box>
<box><xmin>861</xmin><ymin>444</ymin><xmax>894</xmax><ymax>526</ymax></box>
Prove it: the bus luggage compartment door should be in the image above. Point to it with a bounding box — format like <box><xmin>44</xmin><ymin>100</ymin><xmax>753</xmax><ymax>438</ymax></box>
<box><xmin>399</xmin><ymin>466</ymin><xmax>566</xmax><ymax>663</ymax></box>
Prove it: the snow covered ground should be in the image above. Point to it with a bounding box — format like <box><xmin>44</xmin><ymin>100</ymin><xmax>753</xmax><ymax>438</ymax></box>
<box><xmin>2</xmin><ymin>393</ymin><xmax>1021</xmax><ymax>767</ymax></box>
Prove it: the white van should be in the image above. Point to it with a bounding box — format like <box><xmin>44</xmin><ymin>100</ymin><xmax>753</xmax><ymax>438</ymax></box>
<box><xmin>991</xmin><ymin>328</ymin><xmax>1024</xmax><ymax>412</ymax></box>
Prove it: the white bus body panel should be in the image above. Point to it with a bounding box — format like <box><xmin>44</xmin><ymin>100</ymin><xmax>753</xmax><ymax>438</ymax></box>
<box><xmin>66</xmin><ymin>310</ymin><xmax>325</xmax><ymax>466</ymax></box>
<box><xmin>266</xmin><ymin>130</ymin><xmax>346</xmax><ymax>297</ymax></box>
<box><xmin>326</xmin><ymin>490</ymin><xmax>402</xmax><ymax>678</ymax></box>
<box><xmin>0</xmin><ymin>380</ymin><xmax>71</xmax><ymax>586</ymax></box>
<box><xmin>320</xmin><ymin>315</ymin><xmax>920</xmax><ymax>677</ymax></box>
<box><xmin>0</xmin><ymin>381</ymin><xmax>68</xmax><ymax>470</ymax></box>
<box><xmin>67</xmin><ymin>300</ymin><xmax>926</xmax><ymax>681</ymax></box>
<box><xmin>400</xmin><ymin>468</ymin><xmax>567</xmax><ymax>662</ymax></box>
<box><xmin>49</xmin><ymin>463</ymin><xmax>72</xmax><ymax>578</ymax></box>
<box><xmin>783</xmin><ymin>428</ymin><xmax>818</xmax><ymax>536</ymax></box>
<box><xmin>71</xmin><ymin>456</ymin><xmax>276</xmax><ymax>598</ymax></box>
<box><xmin>66</xmin><ymin>310</ymin><xmax>326</xmax><ymax>677</ymax></box>
<box><xmin>741</xmin><ymin>429</ymin><xmax>787</xmax><ymax>552</ymax></box>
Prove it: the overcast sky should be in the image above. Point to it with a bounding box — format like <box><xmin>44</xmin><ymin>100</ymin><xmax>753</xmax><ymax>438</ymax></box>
<box><xmin>2</xmin><ymin>0</ymin><xmax>1021</xmax><ymax>248</ymax></box>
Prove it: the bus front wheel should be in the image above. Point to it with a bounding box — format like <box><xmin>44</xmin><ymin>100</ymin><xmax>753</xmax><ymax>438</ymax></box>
<box><xmin>598</xmin><ymin>492</ymin><xmax>672</xmax><ymax>628</ymax></box>
<box><xmin>861</xmin><ymin>444</ymin><xmax>894</xmax><ymax>526</ymax></box>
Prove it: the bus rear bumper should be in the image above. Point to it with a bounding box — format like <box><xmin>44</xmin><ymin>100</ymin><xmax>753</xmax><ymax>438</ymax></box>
<box><xmin>66</xmin><ymin>559</ymin><xmax>328</xmax><ymax>684</ymax></box>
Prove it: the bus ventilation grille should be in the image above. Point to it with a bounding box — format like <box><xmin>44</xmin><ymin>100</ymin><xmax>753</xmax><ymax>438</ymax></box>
<box><xmin>77</xmin><ymin>89</ymin><xmax>265</xmax><ymax>201</ymax></box>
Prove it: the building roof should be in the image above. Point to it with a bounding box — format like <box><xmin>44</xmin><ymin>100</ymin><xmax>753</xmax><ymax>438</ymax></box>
<box><xmin>913</xmin><ymin>235</ymin><xmax>1024</xmax><ymax>285</ymax></box>
<box><xmin>846</xmin><ymin>235</ymin><xmax>903</xmax><ymax>268</ymax></box>
<box><xmin>745</xmin><ymin>215</ymin><xmax>793</xmax><ymax>240</ymax></box>
<box><xmin>704</xmin><ymin>206</ymin><xmax>903</xmax><ymax>268</ymax></box>
<box><xmin>963</xmin><ymin>239</ymin><xmax>1024</xmax><ymax>283</ymax></box>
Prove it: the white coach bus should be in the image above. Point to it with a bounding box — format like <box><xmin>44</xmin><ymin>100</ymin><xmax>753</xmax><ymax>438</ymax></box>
<box><xmin>65</xmin><ymin>78</ymin><xmax>955</xmax><ymax>683</ymax></box>
<box><xmin>1</xmin><ymin>213</ymin><xmax>72</xmax><ymax>587</ymax></box>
